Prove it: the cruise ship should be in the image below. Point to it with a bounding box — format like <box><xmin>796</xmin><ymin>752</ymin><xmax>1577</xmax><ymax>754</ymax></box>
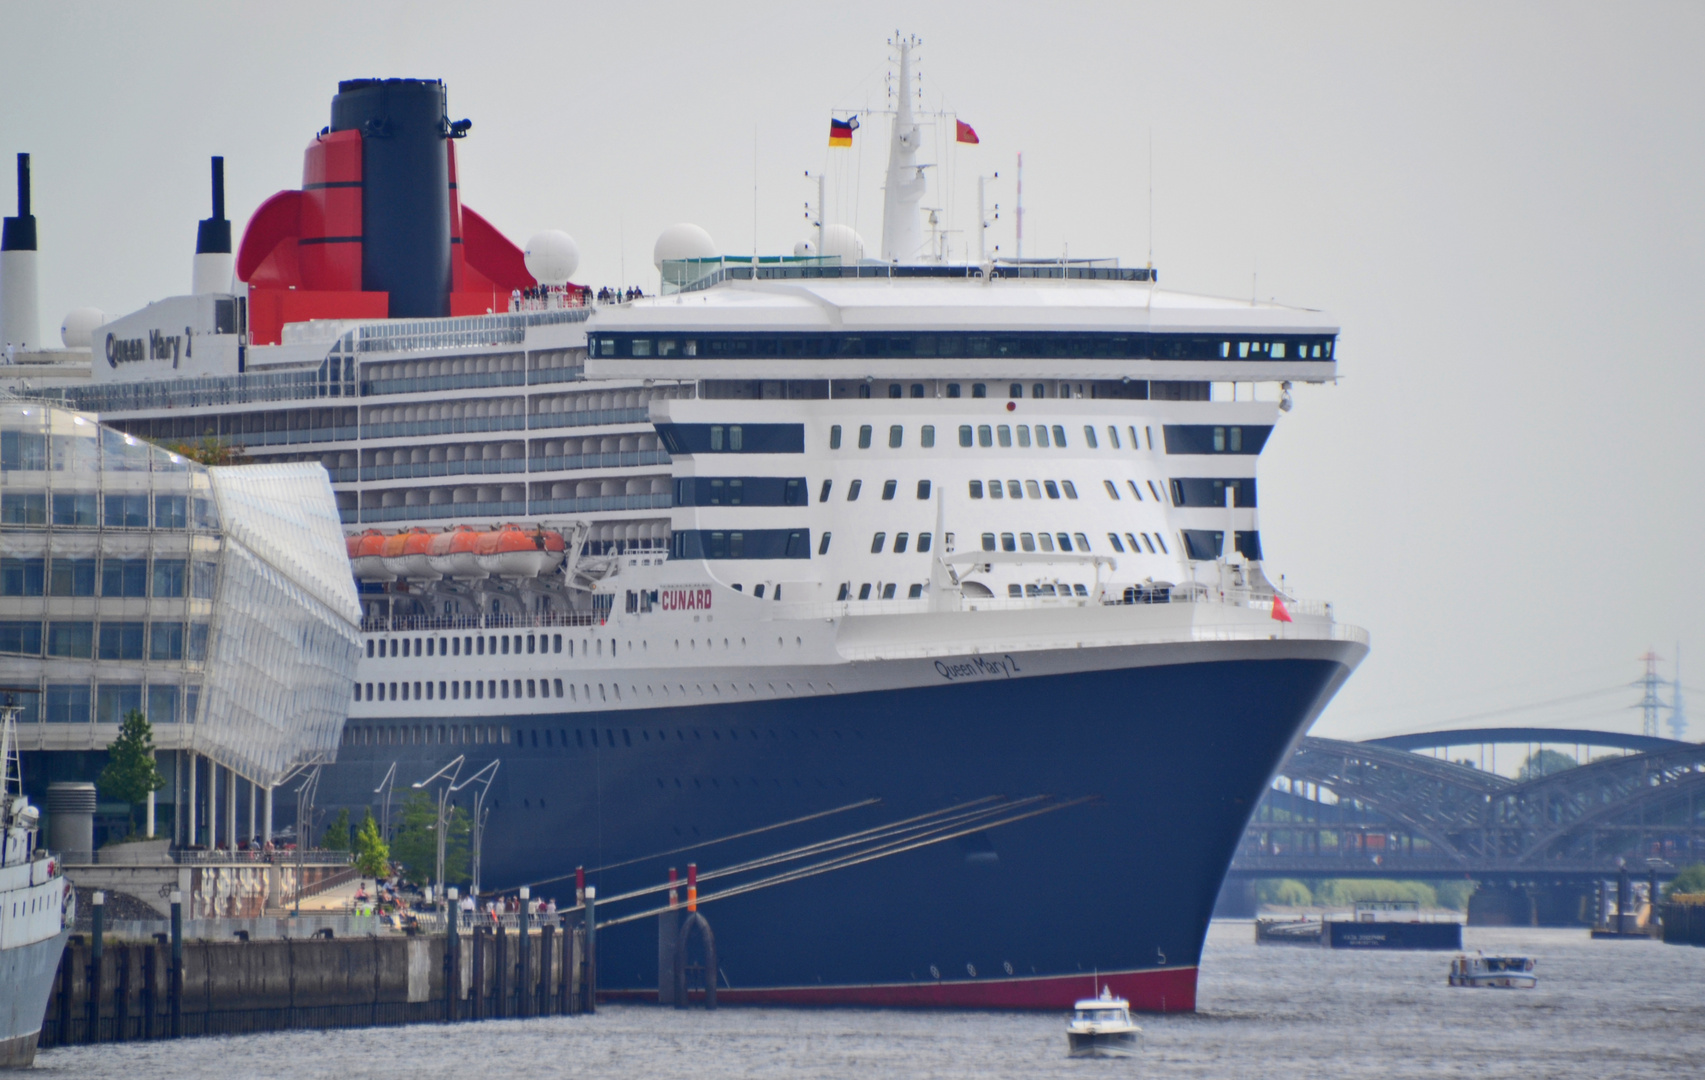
<box><xmin>2</xmin><ymin>52</ymin><xmax>1366</xmax><ymax>1009</ymax></box>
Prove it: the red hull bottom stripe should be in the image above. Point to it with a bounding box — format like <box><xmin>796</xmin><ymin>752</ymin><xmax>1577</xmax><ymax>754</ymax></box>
<box><xmin>601</xmin><ymin>965</ymin><xmax>1198</xmax><ymax>1012</ymax></box>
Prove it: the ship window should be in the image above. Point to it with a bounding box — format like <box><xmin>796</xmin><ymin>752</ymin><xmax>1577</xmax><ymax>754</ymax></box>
<box><xmin>1083</xmin><ymin>426</ymin><xmax>1099</xmax><ymax>449</ymax></box>
<box><xmin>1104</xmin><ymin>480</ymin><xmax>1120</xmax><ymax>499</ymax></box>
<box><xmin>988</xmin><ymin>479</ymin><xmax>1003</xmax><ymax>499</ymax></box>
<box><xmin>1155</xmin><ymin>534</ymin><xmax>1169</xmax><ymax>554</ymax></box>
<box><xmin>754</xmin><ymin>584</ymin><xmax>765</xmax><ymax>598</ymax></box>
<box><xmin>710</xmin><ymin>425</ymin><xmax>724</xmax><ymax>451</ymax></box>
<box><xmin>909</xmin><ymin>584</ymin><xmax>924</xmax><ymax>598</ymax></box>
<box><xmin>1149</xmin><ymin>480</ymin><xmax>1164</xmax><ymax>501</ymax></box>
<box><xmin>921</xmin><ymin>425</ymin><xmax>935</xmax><ymax>448</ymax></box>
<box><xmin>819</xmin><ymin>479</ymin><xmax>832</xmax><ymax>502</ymax></box>
<box><xmin>889</xmin><ymin>425</ymin><xmax>903</xmax><ymax>448</ymax></box>
<box><xmin>1074</xmin><ymin>533</ymin><xmax>1090</xmax><ymax>551</ymax></box>
<box><xmin>978</xmin><ymin>425</ymin><xmax>993</xmax><ymax>448</ymax></box>
<box><xmin>1108</xmin><ymin>533</ymin><xmax>1126</xmax><ymax>552</ymax></box>
<box><xmin>870</xmin><ymin>532</ymin><xmax>886</xmax><ymax>553</ymax></box>
<box><xmin>882</xmin><ymin>480</ymin><xmax>897</xmax><ymax>500</ymax></box>
<box><xmin>981</xmin><ymin>533</ymin><xmax>996</xmax><ymax>551</ymax></box>
<box><xmin>1128</xmin><ymin>480</ymin><xmax>1144</xmax><ymax>501</ymax></box>
<box><xmin>972</xmin><ymin>383</ymin><xmax>987</xmax><ymax>398</ymax></box>
<box><xmin>1020</xmin><ymin>532</ymin><xmax>1036</xmax><ymax>552</ymax></box>
<box><xmin>1107</xmin><ymin>426</ymin><xmax>1121</xmax><ymax>449</ymax></box>
<box><xmin>475</xmin><ymin>637</ymin><xmax>484</xmax><ymax>656</ymax></box>
<box><xmin>818</xmin><ymin>532</ymin><xmax>832</xmax><ymax>555</ymax></box>
<box><xmin>1025</xmin><ymin>584</ymin><xmax>1039</xmax><ymax>597</ymax></box>
<box><xmin>1017</xmin><ymin>425</ymin><xmax>1032</xmax><ymax>448</ymax></box>
<box><xmin>555</xmin><ymin>634</ymin><xmax>562</xmax><ymax>653</ymax></box>
<box><xmin>858</xmin><ymin>583</ymin><xmax>872</xmax><ymax>600</ymax></box>
<box><xmin>997</xmin><ymin>425</ymin><xmax>1012</xmax><ymax>448</ymax></box>
<box><xmin>1062</xmin><ymin>480</ymin><xmax>1077</xmax><ymax>499</ymax></box>
<box><xmin>888</xmin><ymin>383</ymin><xmax>902</xmax><ymax>399</ymax></box>
<box><xmin>502</xmin><ymin>636</ymin><xmax>510</xmax><ymax>655</ymax></box>
<box><xmin>1008</xmin><ymin>584</ymin><xmax>1022</xmax><ymax>597</ymax></box>
<box><xmin>893</xmin><ymin>532</ymin><xmax>909</xmax><ymax>554</ymax></box>
<box><xmin>829</xmin><ymin>425</ymin><xmax>842</xmax><ymax>450</ymax></box>
<box><xmin>632</xmin><ymin>339</ymin><xmax>652</xmax><ymax>356</ymax></box>
<box><xmin>959</xmin><ymin>425</ymin><xmax>973</xmax><ymax>447</ymax></box>
<box><xmin>528</xmin><ymin>634</ymin><xmax>536</xmax><ymax>654</ymax></box>
<box><xmin>1035</xmin><ymin>425</ymin><xmax>1050</xmax><ymax>448</ymax></box>
<box><xmin>1000</xmin><ymin>533</ymin><xmax>1016</xmax><ymax>552</ymax></box>
<box><xmin>968</xmin><ymin>480</ymin><xmax>984</xmax><ymax>499</ymax></box>
<box><xmin>947</xmin><ymin>383</ymin><xmax>961</xmax><ymax>398</ymax></box>
<box><xmin>916</xmin><ymin>480</ymin><xmax>931</xmax><ymax>499</ymax></box>
<box><xmin>1038</xmin><ymin>533</ymin><xmax>1054</xmax><ymax>552</ymax></box>
<box><xmin>1052</xmin><ymin>425</ymin><xmax>1067</xmax><ymax>447</ymax></box>
<box><xmin>837</xmin><ymin>583</ymin><xmax>849</xmax><ymax>600</ymax></box>
<box><xmin>858</xmin><ymin>425</ymin><xmax>873</xmax><ymax>449</ymax></box>
<box><xmin>366</xmin><ymin>640</ymin><xmax>374</xmax><ymax>658</ymax></box>
<box><xmin>846</xmin><ymin>479</ymin><xmax>862</xmax><ymax>501</ymax></box>
<box><xmin>1025</xmin><ymin>480</ymin><xmax>1041</xmax><ymax>499</ymax></box>
<box><xmin>911</xmin><ymin>383</ymin><xmax>925</xmax><ymax>398</ymax></box>
<box><xmin>1128</xmin><ymin>533</ymin><xmax>1146</xmax><ymax>553</ymax></box>
<box><xmin>1129</xmin><ymin>426</ymin><xmax>1141</xmax><ymax>449</ymax></box>
<box><xmin>1033</xmin><ymin>383</ymin><xmax>1046</xmax><ymax>398</ymax></box>
<box><xmin>1009</xmin><ymin>383</ymin><xmax>1023</xmax><ymax>398</ymax></box>
<box><xmin>882</xmin><ymin>583</ymin><xmax>897</xmax><ymax>599</ymax></box>
<box><xmin>859</xmin><ymin>383</ymin><xmax>871</xmax><ymax>398</ymax></box>
<box><xmin>917</xmin><ymin>532</ymin><xmax>932</xmax><ymax>553</ymax></box>
<box><xmin>1008</xmin><ymin>480</ymin><xmax>1022</xmax><ymax>499</ymax></box>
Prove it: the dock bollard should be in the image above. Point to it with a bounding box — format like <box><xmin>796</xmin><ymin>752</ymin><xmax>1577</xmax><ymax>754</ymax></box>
<box><xmin>583</xmin><ymin>885</ymin><xmax>597</xmax><ymax>1014</ymax></box>
<box><xmin>445</xmin><ymin>887</ymin><xmax>460</xmax><ymax>1023</ymax></box>
<box><xmin>169</xmin><ymin>890</ymin><xmax>183</xmax><ymax>1038</ymax></box>
<box><xmin>517</xmin><ymin>886</ymin><xmax>531</xmax><ymax>1017</ymax></box>
<box><xmin>87</xmin><ymin>891</ymin><xmax>104</xmax><ymax>1043</ymax></box>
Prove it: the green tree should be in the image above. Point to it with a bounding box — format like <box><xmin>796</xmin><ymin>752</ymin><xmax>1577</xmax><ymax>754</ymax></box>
<box><xmin>389</xmin><ymin>789</ymin><xmax>471</xmax><ymax>886</ymax></box>
<box><xmin>1663</xmin><ymin>863</ymin><xmax>1705</xmax><ymax>900</ymax></box>
<box><xmin>321</xmin><ymin>807</ymin><xmax>351</xmax><ymax>850</ymax></box>
<box><xmin>352</xmin><ymin>808</ymin><xmax>390</xmax><ymax>878</ymax></box>
<box><xmin>1311</xmin><ymin>878</ymin><xmax>1439</xmax><ymax>908</ymax></box>
<box><xmin>97</xmin><ymin>709</ymin><xmax>166</xmax><ymax>836</ymax></box>
<box><xmin>1256</xmin><ymin>879</ymin><xmax>1313</xmax><ymax>906</ymax></box>
<box><xmin>1517</xmin><ymin>748</ymin><xmax>1579</xmax><ymax>782</ymax></box>
<box><xmin>1435</xmin><ymin>880</ymin><xmax>1478</xmax><ymax>911</ymax></box>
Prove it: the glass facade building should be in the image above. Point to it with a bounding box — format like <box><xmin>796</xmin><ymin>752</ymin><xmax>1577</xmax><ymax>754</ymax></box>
<box><xmin>0</xmin><ymin>400</ymin><xmax>360</xmax><ymax>788</ymax></box>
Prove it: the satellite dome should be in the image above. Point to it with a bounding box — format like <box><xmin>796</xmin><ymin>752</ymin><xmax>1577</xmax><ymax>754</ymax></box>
<box><xmin>523</xmin><ymin>231</ymin><xmax>580</xmax><ymax>285</ymax></box>
<box><xmin>653</xmin><ymin>223</ymin><xmax>717</xmax><ymax>269</ymax></box>
<box><xmin>792</xmin><ymin>239</ymin><xmax>817</xmax><ymax>257</ymax></box>
<box><xmin>60</xmin><ymin>308</ymin><xmax>106</xmax><ymax>349</ymax></box>
<box><xmin>821</xmin><ymin>224</ymin><xmax>866</xmax><ymax>264</ymax></box>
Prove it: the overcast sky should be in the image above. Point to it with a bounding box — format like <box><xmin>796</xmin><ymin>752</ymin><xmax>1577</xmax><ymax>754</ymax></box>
<box><xmin>4</xmin><ymin>1</ymin><xmax>1701</xmax><ymax>743</ymax></box>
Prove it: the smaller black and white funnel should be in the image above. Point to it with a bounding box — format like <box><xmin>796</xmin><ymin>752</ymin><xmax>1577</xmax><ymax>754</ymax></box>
<box><xmin>193</xmin><ymin>155</ymin><xmax>233</xmax><ymax>295</ymax></box>
<box><xmin>1</xmin><ymin>153</ymin><xmax>39</xmax><ymax>353</ymax></box>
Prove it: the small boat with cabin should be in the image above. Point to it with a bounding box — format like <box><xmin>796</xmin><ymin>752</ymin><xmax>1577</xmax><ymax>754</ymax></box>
<box><xmin>1448</xmin><ymin>952</ymin><xmax>1537</xmax><ymax>989</ymax></box>
<box><xmin>1066</xmin><ymin>986</ymin><xmax>1143</xmax><ymax>1058</ymax></box>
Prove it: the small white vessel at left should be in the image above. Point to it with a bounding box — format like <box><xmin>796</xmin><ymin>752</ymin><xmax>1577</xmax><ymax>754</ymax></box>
<box><xmin>1066</xmin><ymin>986</ymin><xmax>1143</xmax><ymax>1058</ymax></box>
<box><xmin>0</xmin><ymin>696</ymin><xmax>73</xmax><ymax>1067</ymax></box>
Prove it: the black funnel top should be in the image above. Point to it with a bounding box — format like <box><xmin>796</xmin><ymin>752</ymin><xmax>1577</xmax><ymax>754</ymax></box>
<box><xmin>196</xmin><ymin>155</ymin><xmax>231</xmax><ymax>255</ymax></box>
<box><xmin>2</xmin><ymin>153</ymin><xmax>36</xmax><ymax>252</ymax></box>
<box><xmin>331</xmin><ymin>78</ymin><xmax>451</xmax><ymax>318</ymax></box>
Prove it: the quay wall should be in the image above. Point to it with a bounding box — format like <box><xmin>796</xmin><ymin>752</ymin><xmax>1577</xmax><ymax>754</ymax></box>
<box><xmin>1661</xmin><ymin>900</ymin><xmax>1705</xmax><ymax>947</ymax></box>
<box><xmin>38</xmin><ymin>924</ymin><xmax>588</xmax><ymax>1048</ymax></box>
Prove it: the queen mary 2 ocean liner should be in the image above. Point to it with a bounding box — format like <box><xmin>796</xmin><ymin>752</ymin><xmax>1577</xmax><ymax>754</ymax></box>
<box><xmin>4</xmin><ymin>49</ymin><xmax>1365</xmax><ymax>1010</ymax></box>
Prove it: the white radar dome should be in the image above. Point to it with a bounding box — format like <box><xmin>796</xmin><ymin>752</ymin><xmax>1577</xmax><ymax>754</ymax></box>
<box><xmin>523</xmin><ymin>231</ymin><xmax>580</xmax><ymax>285</ymax></box>
<box><xmin>792</xmin><ymin>239</ymin><xmax>817</xmax><ymax>257</ymax></box>
<box><xmin>821</xmin><ymin>224</ymin><xmax>866</xmax><ymax>264</ymax></box>
<box><xmin>60</xmin><ymin>308</ymin><xmax>106</xmax><ymax>349</ymax></box>
<box><xmin>653</xmin><ymin>223</ymin><xmax>717</xmax><ymax>269</ymax></box>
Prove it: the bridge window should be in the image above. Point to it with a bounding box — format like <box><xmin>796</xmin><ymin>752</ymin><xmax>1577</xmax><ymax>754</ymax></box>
<box><xmin>1074</xmin><ymin>533</ymin><xmax>1090</xmax><ymax>551</ymax></box>
<box><xmin>858</xmin><ymin>584</ymin><xmax>872</xmax><ymax>599</ymax></box>
<box><xmin>1043</xmin><ymin>481</ymin><xmax>1061</xmax><ymax>500</ymax></box>
<box><xmin>1062</xmin><ymin>481</ymin><xmax>1078</xmax><ymax>499</ymax></box>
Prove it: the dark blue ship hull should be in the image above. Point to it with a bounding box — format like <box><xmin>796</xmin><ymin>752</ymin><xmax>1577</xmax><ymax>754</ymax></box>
<box><xmin>318</xmin><ymin>649</ymin><xmax>1355</xmax><ymax>1009</ymax></box>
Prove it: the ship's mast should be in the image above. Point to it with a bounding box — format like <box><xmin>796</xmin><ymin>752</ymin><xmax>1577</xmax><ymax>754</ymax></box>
<box><xmin>880</xmin><ymin>34</ymin><xmax>927</xmax><ymax>264</ymax></box>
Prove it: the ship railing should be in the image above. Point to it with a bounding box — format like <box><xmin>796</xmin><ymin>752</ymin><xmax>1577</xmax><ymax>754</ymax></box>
<box><xmin>360</xmin><ymin>612</ymin><xmax>604</xmax><ymax>634</ymax></box>
<box><xmin>59</xmin><ymin>847</ymin><xmax>355</xmax><ymax>867</ymax></box>
<box><xmin>772</xmin><ymin>586</ymin><xmax>1361</xmax><ymax>631</ymax></box>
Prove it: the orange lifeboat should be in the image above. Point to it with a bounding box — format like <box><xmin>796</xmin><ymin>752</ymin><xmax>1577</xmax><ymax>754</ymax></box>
<box><xmin>429</xmin><ymin>524</ymin><xmax>488</xmax><ymax>579</ymax></box>
<box><xmin>477</xmin><ymin>524</ymin><xmax>567</xmax><ymax>578</ymax></box>
<box><xmin>348</xmin><ymin>530</ymin><xmax>394</xmax><ymax>581</ymax></box>
<box><xmin>381</xmin><ymin>528</ymin><xmax>440</xmax><ymax>580</ymax></box>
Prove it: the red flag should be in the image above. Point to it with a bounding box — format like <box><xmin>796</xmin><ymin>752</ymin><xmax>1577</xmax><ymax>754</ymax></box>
<box><xmin>1271</xmin><ymin>596</ymin><xmax>1293</xmax><ymax>623</ymax></box>
<box><xmin>955</xmin><ymin>120</ymin><xmax>980</xmax><ymax>144</ymax></box>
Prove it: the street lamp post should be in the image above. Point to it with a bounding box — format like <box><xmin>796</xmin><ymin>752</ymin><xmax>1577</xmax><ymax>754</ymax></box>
<box><xmin>413</xmin><ymin>756</ymin><xmax>464</xmax><ymax>906</ymax></box>
<box><xmin>451</xmin><ymin>760</ymin><xmax>499</xmax><ymax>901</ymax></box>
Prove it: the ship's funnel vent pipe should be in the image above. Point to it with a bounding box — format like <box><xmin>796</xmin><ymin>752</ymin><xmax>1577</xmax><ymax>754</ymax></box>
<box><xmin>194</xmin><ymin>154</ymin><xmax>234</xmax><ymax>294</ymax></box>
<box><xmin>1</xmin><ymin>151</ymin><xmax>41</xmax><ymax>350</ymax></box>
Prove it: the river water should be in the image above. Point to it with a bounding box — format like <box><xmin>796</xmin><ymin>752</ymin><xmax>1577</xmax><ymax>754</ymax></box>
<box><xmin>34</xmin><ymin>922</ymin><xmax>1705</xmax><ymax>1078</ymax></box>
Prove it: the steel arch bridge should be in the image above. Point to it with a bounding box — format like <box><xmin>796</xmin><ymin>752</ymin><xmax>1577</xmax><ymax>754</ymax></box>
<box><xmin>1227</xmin><ymin>730</ymin><xmax>1705</xmax><ymax>883</ymax></box>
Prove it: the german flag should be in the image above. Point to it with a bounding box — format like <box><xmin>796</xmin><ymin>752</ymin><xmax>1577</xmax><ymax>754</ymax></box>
<box><xmin>829</xmin><ymin>116</ymin><xmax>859</xmax><ymax>148</ymax></box>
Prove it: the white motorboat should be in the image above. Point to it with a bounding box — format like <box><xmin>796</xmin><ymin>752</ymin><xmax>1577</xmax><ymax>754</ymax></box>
<box><xmin>1066</xmin><ymin>986</ymin><xmax>1142</xmax><ymax>1058</ymax></box>
<box><xmin>1448</xmin><ymin>952</ymin><xmax>1537</xmax><ymax>989</ymax></box>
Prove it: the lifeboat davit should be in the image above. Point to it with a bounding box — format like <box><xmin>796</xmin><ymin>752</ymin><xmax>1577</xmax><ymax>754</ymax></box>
<box><xmin>428</xmin><ymin>525</ymin><xmax>487</xmax><ymax>580</ymax></box>
<box><xmin>381</xmin><ymin>528</ymin><xmax>439</xmax><ymax>580</ymax></box>
<box><xmin>477</xmin><ymin>525</ymin><xmax>567</xmax><ymax>578</ymax></box>
<box><xmin>349</xmin><ymin>530</ymin><xmax>394</xmax><ymax>581</ymax></box>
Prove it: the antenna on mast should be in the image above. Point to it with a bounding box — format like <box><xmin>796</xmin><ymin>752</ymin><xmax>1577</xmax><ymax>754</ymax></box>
<box><xmin>1015</xmin><ymin>151</ymin><xmax>1024</xmax><ymax>260</ymax></box>
<box><xmin>879</xmin><ymin>33</ymin><xmax>928</xmax><ymax>264</ymax></box>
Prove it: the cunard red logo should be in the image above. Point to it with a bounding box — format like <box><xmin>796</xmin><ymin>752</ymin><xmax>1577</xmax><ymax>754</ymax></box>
<box><xmin>659</xmin><ymin>586</ymin><xmax>713</xmax><ymax>612</ymax></box>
